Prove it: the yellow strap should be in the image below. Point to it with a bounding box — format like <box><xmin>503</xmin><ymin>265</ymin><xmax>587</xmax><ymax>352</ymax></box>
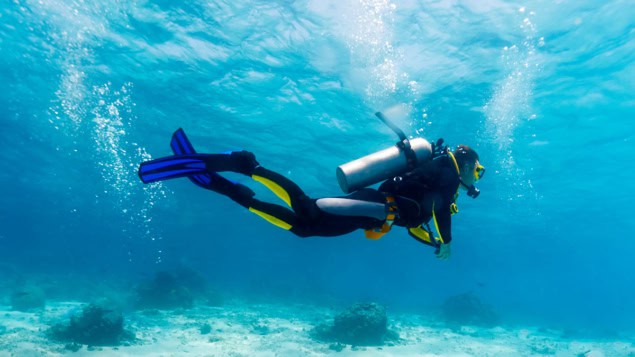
<box><xmin>248</xmin><ymin>207</ymin><xmax>292</xmax><ymax>230</ymax></box>
<box><xmin>447</xmin><ymin>151</ymin><xmax>460</xmax><ymax>175</ymax></box>
<box><xmin>252</xmin><ymin>174</ymin><xmax>292</xmax><ymax>207</ymax></box>
<box><xmin>365</xmin><ymin>226</ymin><xmax>387</xmax><ymax>240</ymax></box>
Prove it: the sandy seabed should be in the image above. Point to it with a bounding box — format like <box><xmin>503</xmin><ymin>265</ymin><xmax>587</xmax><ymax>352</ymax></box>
<box><xmin>0</xmin><ymin>302</ymin><xmax>633</xmax><ymax>357</ymax></box>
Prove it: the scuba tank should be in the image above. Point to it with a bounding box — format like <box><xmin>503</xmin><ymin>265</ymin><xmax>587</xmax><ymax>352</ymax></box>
<box><xmin>336</xmin><ymin>112</ymin><xmax>433</xmax><ymax>193</ymax></box>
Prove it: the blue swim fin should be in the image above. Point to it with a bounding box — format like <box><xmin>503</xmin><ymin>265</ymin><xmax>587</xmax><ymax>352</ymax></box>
<box><xmin>170</xmin><ymin>128</ymin><xmax>218</xmax><ymax>188</ymax></box>
<box><xmin>138</xmin><ymin>154</ymin><xmax>210</xmax><ymax>184</ymax></box>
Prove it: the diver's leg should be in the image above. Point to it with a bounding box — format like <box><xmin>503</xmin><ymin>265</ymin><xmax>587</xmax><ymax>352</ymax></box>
<box><xmin>247</xmin><ymin>199</ymin><xmax>301</xmax><ymax>232</ymax></box>
<box><xmin>226</xmin><ymin>187</ymin><xmax>374</xmax><ymax>238</ymax></box>
<box><xmin>247</xmin><ymin>198</ymin><xmax>330</xmax><ymax>238</ymax></box>
<box><xmin>200</xmin><ymin>152</ymin><xmax>309</xmax><ymax>209</ymax></box>
<box><xmin>245</xmin><ymin>167</ymin><xmax>386</xmax><ymax>237</ymax></box>
<box><xmin>163</xmin><ymin>148</ymin><xmax>340</xmax><ymax>236</ymax></box>
<box><xmin>196</xmin><ymin>170</ymin><xmax>306</xmax><ymax>234</ymax></box>
<box><xmin>200</xmin><ymin>172</ymin><xmax>255</xmax><ymax>208</ymax></box>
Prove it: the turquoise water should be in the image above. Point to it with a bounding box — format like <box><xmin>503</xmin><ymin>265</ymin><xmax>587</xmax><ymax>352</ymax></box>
<box><xmin>1</xmin><ymin>0</ymin><xmax>633</xmax><ymax>341</ymax></box>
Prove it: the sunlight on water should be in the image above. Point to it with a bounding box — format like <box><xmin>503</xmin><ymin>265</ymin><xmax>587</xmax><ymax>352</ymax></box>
<box><xmin>43</xmin><ymin>0</ymin><xmax>95</xmax><ymax>132</ymax></box>
<box><xmin>484</xmin><ymin>7</ymin><xmax>543</xmax><ymax>201</ymax></box>
<box><xmin>346</xmin><ymin>0</ymin><xmax>404</xmax><ymax>100</ymax></box>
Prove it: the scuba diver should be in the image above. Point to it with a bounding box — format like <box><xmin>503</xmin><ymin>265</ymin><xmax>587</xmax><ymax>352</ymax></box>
<box><xmin>138</xmin><ymin>112</ymin><xmax>485</xmax><ymax>260</ymax></box>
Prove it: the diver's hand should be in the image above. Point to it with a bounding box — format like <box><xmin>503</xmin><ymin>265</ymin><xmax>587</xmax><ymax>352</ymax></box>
<box><xmin>436</xmin><ymin>243</ymin><xmax>451</xmax><ymax>260</ymax></box>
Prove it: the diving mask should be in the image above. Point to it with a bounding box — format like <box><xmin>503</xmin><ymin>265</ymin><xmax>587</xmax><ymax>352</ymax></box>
<box><xmin>474</xmin><ymin>163</ymin><xmax>485</xmax><ymax>181</ymax></box>
<box><xmin>463</xmin><ymin>162</ymin><xmax>485</xmax><ymax>198</ymax></box>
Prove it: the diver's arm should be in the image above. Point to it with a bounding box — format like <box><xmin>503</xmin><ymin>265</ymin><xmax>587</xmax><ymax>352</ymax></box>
<box><xmin>432</xmin><ymin>200</ymin><xmax>452</xmax><ymax>260</ymax></box>
<box><xmin>432</xmin><ymin>201</ymin><xmax>452</xmax><ymax>244</ymax></box>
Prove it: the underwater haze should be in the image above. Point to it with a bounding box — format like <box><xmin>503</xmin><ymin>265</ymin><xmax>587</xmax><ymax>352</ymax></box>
<box><xmin>1</xmin><ymin>0</ymin><xmax>634</xmax><ymax>354</ymax></box>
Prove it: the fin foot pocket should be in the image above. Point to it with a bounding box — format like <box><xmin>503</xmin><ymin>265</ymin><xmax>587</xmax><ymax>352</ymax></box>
<box><xmin>229</xmin><ymin>151</ymin><xmax>260</xmax><ymax>176</ymax></box>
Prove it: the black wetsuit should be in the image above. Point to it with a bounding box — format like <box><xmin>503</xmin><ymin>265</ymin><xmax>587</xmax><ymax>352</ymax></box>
<box><xmin>379</xmin><ymin>156</ymin><xmax>460</xmax><ymax>244</ymax></box>
<box><xmin>204</xmin><ymin>151</ymin><xmax>460</xmax><ymax>243</ymax></box>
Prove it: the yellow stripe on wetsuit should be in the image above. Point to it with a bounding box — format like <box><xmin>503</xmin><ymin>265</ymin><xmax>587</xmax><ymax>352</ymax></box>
<box><xmin>248</xmin><ymin>207</ymin><xmax>292</xmax><ymax>230</ymax></box>
<box><xmin>252</xmin><ymin>174</ymin><xmax>292</xmax><ymax>207</ymax></box>
<box><xmin>248</xmin><ymin>174</ymin><xmax>294</xmax><ymax>230</ymax></box>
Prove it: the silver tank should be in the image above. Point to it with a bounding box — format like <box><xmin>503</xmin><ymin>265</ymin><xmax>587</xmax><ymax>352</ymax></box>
<box><xmin>336</xmin><ymin>137</ymin><xmax>432</xmax><ymax>193</ymax></box>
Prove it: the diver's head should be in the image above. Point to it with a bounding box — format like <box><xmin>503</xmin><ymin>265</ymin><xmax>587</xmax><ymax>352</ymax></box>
<box><xmin>454</xmin><ymin>145</ymin><xmax>485</xmax><ymax>197</ymax></box>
